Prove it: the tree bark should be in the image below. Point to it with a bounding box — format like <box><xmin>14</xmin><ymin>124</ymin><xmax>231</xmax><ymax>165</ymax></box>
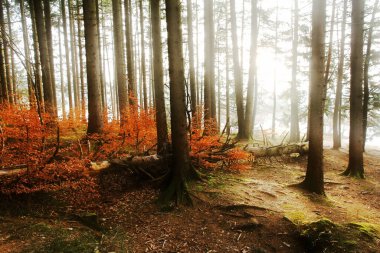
<box><xmin>83</xmin><ymin>0</ymin><xmax>104</xmax><ymax>134</ymax></box>
<box><xmin>230</xmin><ymin>0</ymin><xmax>245</xmax><ymax>138</ymax></box>
<box><xmin>77</xmin><ymin>2</ymin><xmax>86</xmax><ymax>121</ymax></box>
<box><xmin>162</xmin><ymin>0</ymin><xmax>192</xmax><ymax>205</ymax></box>
<box><xmin>0</xmin><ymin>0</ymin><xmax>12</xmax><ymax>104</ymax></box>
<box><xmin>150</xmin><ymin>0</ymin><xmax>168</xmax><ymax>154</ymax></box>
<box><xmin>58</xmin><ymin>19</ymin><xmax>66</xmax><ymax>119</ymax></box>
<box><xmin>204</xmin><ymin>0</ymin><xmax>215</xmax><ymax>130</ymax></box>
<box><xmin>6</xmin><ymin>1</ymin><xmax>16</xmax><ymax>103</ymax></box>
<box><xmin>43</xmin><ymin>0</ymin><xmax>57</xmax><ymax>110</ymax></box>
<box><xmin>299</xmin><ymin>0</ymin><xmax>326</xmax><ymax>195</ymax></box>
<box><xmin>61</xmin><ymin>0</ymin><xmax>73</xmax><ymax>118</ymax></box>
<box><xmin>332</xmin><ymin>0</ymin><xmax>347</xmax><ymax>149</ymax></box>
<box><xmin>125</xmin><ymin>0</ymin><xmax>136</xmax><ymax>104</ymax></box>
<box><xmin>112</xmin><ymin>0</ymin><xmax>128</xmax><ymax>121</ymax></box>
<box><xmin>187</xmin><ymin>0</ymin><xmax>197</xmax><ymax>116</ymax></box>
<box><xmin>363</xmin><ymin>0</ymin><xmax>379</xmax><ymax>151</ymax></box>
<box><xmin>69</xmin><ymin>0</ymin><xmax>79</xmax><ymax>116</ymax></box>
<box><xmin>139</xmin><ymin>0</ymin><xmax>148</xmax><ymax>111</ymax></box>
<box><xmin>343</xmin><ymin>0</ymin><xmax>365</xmax><ymax>178</ymax></box>
<box><xmin>32</xmin><ymin>0</ymin><xmax>55</xmax><ymax>115</ymax></box>
<box><xmin>20</xmin><ymin>0</ymin><xmax>35</xmax><ymax>107</ymax></box>
<box><xmin>290</xmin><ymin>0</ymin><xmax>300</xmax><ymax>143</ymax></box>
<box><xmin>243</xmin><ymin>0</ymin><xmax>258</xmax><ymax>139</ymax></box>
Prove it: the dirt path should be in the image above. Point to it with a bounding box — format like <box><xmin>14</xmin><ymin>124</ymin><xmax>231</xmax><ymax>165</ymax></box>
<box><xmin>0</xmin><ymin>149</ymin><xmax>379</xmax><ymax>252</ymax></box>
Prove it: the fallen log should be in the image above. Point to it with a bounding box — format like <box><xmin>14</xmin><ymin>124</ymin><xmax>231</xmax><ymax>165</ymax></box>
<box><xmin>245</xmin><ymin>142</ymin><xmax>308</xmax><ymax>158</ymax></box>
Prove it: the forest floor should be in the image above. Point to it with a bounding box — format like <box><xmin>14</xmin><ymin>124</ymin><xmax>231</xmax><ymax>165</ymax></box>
<box><xmin>0</xmin><ymin>148</ymin><xmax>379</xmax><ymax>252</ymax></box>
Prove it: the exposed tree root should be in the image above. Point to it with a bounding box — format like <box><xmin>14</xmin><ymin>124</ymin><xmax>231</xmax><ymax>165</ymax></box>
<box><xmin>245</xmin><ymin>142</ymin><xmax>308</xmax><ymax>158</ymax></box>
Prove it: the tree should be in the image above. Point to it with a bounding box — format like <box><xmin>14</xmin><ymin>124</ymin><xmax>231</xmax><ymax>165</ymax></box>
<box><xmin>43</xmin><ymin>0</ymin><xmax>57</xmax><ymax>110</ymax></box>
<box><xmin>83</xmin><ymin>0</ymin><xmax>103</xmax><ymax>134</ymax></box>
<box><xmin>6</xmin><ymin>1</ymin><xmax>16</xmax><ymax>103</ymax></box>
<box><xmin>343</xmin><ymin>0</ymin><xmax>365</xmax><ymax>178</ymax></box>
<box><xmin>112</xmin><ymin>0</ymin><xmax>128</xmax><ymax>120</ymax></box>
<box><xmin>161</xmin><ymin>0</ymin><xmax>192</xmax><ymax>204</ymax></box>
<box><xmin>150</xmin><ymin>0</ymin><xmax>168</xmax><ymax>154</ymax></box>
<box><xmin>32</xmin><ymin>0</ymin><xmax>55</xmax><ymax>115</ymax></box>
<box><xmin>139</xmin><ymin>0</ymin><xmax>147</xmax><ymax>110</ymax></box>
<box><xmin>0</xmin><ymin>0</ymin><xmax>12</xmax><ymax>104</ymax></box>
<box><xmin>243</xmin><ymin>0</ymin><xmax>258</xmax><ymax>139</ymax></box>
<box><xmin>298</xmin><ymin>0</ymin><xmax>326</xmax><ymax>195</ymax></box>
<box><xmin>187</xmin><ymin>0</ymin><xmax>197</xmax><ymax>116</ymax></box>
<box><xmin>124</xmin><ymin>0</ymin><xmax>136</xmax><ymax>104</ymax></box>
<box><xmin>20</xmin><ymin>0</ymin><xmax>35</xmax><ymax>107</ymax></box>
<box><xmin>363</xmin><ymin>0</ymin><xmax>379</xmax><ymax>151</ymax></box>
<box><xmin>61</xmin><ymin>0</ymin><xmax>73</xmax><ymax>118</ymax></box>
<box><xmin>332</xmin><ymin>0</ymin><xmax>347</xmax><ymax>149</ymax></box>
<box><xmin>204</xmin><ymin>0</ymin><xmax>216</xmax><ymax>129</ymax></box>
<box><xmin>289</xmin><ymin>0</ymin><xmax>300</xmax><ymax>143</ymax></box>
<box><xmin>230</xmin><ymin>0</ymin><xmax>245</xmax><ymax>138</ymax></box>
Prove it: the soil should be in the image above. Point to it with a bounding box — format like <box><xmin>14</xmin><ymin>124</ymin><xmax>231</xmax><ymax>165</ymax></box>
<box><xmin>0</xmin><ymin>148</ymin><xmax>379</xmax><ymax>252</ymax></box>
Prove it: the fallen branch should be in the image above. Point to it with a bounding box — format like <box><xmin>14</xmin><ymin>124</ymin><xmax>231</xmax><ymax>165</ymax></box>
<box><xmin>245</xmin><ymin>142</ymin><xmax>308</xmax><ymax>158</ymax></box>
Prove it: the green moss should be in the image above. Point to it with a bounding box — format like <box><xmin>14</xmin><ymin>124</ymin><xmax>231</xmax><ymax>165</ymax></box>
<box><xmin>296</xmin><ymin>219</ymin><xmax>378</xmax><ymax>253</ymax></box>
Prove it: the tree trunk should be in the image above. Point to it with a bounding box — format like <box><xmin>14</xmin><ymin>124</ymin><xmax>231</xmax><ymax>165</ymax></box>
<box><xmin>20</xmin><ymin>0</ymin><xmax>35</xmax><ymax>107</ymax></box>
<box><xmin>150</xmin><ymin>0</ymin><xmax>169</xmax><ymax>154</ymax></box>
<box><xmin>0</xmin><ymin>0</ymin><xmax>7</xmax><ymax>103</ymax></box>
<box><xmin>125</xmin><ymin>0</ymin><xmax>136</xmax><ymax>104</ymax></box>
<box><xmin>162</xmin><ymin>0</ymin><xmax>192</xmax><ymax>205</ymax></box>
<box><xmin>363</xmin><ymin>0</ymin><xmax>379</xmax><ymax>151</ymax></box>
<box><xmin>271</xmin><ymin>2</ymin><xmax>278</xmax><ymax>139</ymax></box>
<box><xmin>204</xmin><ymin>0</ymin><xmax>215</xmax><ymax>130</ymax></box>
<box><xmin>324</xmin><ymin>0</ymin><xmax>336</xmax><ymax>88</ymax></box>
<box><xmin>230</xmin><ymin>0</ymin><xmax>245</xmax><ymax>138</ymax></box>
<box><xmin>343</xmin><ymin>0</ymin><xmax>365</xmax><ymax>178</ymax></box>
<box><xmin>83</xmin><ymin>0</ymin><xmax>104</xmax><ymax>134</ymax></box>
<box><xmin>298</xmin><ymin>0</ymin><xmax>326</xmax><ymax>195</ymax></box>
<box><xmin>6</xmin><ymin>1</ymin><xmax>16</xmax><ymax>103</ymax></box>
<box><xmin>29</xmin><ymin>0</ymin><xmax>44</xmax><ymax>110</ymax></box>
<box><xmin>290</xmin><ymin>0</ymin><xmax>300</xmax><ymax>143</ymax></box>
<box><xmin>76</xmin><ymin>2</ymin><xmax>85</xmax><ymax>120</ymax></box>
<box><xmin>32</xmin><ymin>0</ymin><xmax>55</xmax><ymax>115</ymax></box>
<box><xmin>243</xmin><ymin>0</ymin><xmax>258</xmax><ymax>139</ymax></box>
<box><xmin>0</xmin><ymin>0</ymin><xmax>12</xmax><ymax>104</ymax></box>
<box><xmin>112</xmin><ymin>0</ymin><xmax>128</xmax><ymax>121</ymax></box>
<box><xmin>139</xmin><ymin>0</ymin><xmax>148</xmax><ymax>111</ymax></box>
<box><xmin>187</xmin><ymin>0</ymin><xmax>197</xmax><ymax>116</ymax></box>
<box><xmin>225</xmin><ymin>1</ymin><xmax>230</xmax><ymax>136</ymax></box>
<box><xmin>43</xmin><ymin>0</ymin><xmax>57</xmax><ymax>110</ymax></box>
<box><xmin>58</xmin><ymin>19</ymin><xmax>66</xmax><ymax>120</ymax></box>
<box><xmin>332</xmin><ymin>0</ymin><xmax>347</xmax><ymax>149</ymax></box>
<box><xmin>69</xmin><ymin>0</ymin><xmax>79</xmax><ymax>116</ymax></box>
<box><xmin>61</xmin><ymin>0</ymin><xmax>73</xmax><ymax>118</ymax></box>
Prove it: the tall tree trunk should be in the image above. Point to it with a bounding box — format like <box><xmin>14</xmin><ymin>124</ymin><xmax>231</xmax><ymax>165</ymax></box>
<box><xmin>32</xmin><ymin>0</ymin><xmax>55</xmax><ymax>115</ymax></box>
<box><xmin>150</xmin><ymin>0</ymin><xmax>168</xmax><ymax>154</ymax></box>
<box><xmin>225</xmin><ymin>0</ymin><xmax>230</xmax><ymax>135</ymax></box>
<box><xmin>187</xmin><ymin>0</ymin><xmax>197</xmax><ymax>116</ymax></box>
<box><xmin>0</xmin><ymin>2</ymin><xmax>7</xmax><ymax>104</ymax></box>
<box><xmin>20</xmin><ymin>0</ymin><xmax>35</xmax><ymax>107</ymax></box>
<box><xmin>58</xmin><ymin>19</ymin><xmax>66</xmax><ymax>119</ymax></box>
<box><xmin>243</xmin><ymin>0</ymin><xmax>258</xmax><ymax>140</ymax></box>
<box><xmin>363</xmin><ymin>0</ymin><xmax>379</xmax><ymax>151</ymax></box>
<box><xmin>139</xmin><ymin>0</ymin><xmax>148</xmax><ymax>111</ymax></box>
<box><xmin>112</xmin><ymin>0</ymin><xmax>128</xmax><ymax>121</ymax></box>
<box><xmin>298</xmin><ymin>0</ymin><xmax>326</xmax><ymax>195</ymax></box>
<box><xmin>6</xmin><ymin>1</ymin><xmax>16</xmax><ymax>103</ymax></box>
<box><xmin>290</xmin><ymin>0</ymin><xmax>300</xmax><ymax>143</ymax></box>
<box><xmin>95</xmin><ymin>0</ymin><xmax>105</xmax><ymax>112</ymax></box>
<box><xmin>343</xmin><ymin>0</ymin><xmax>365</xmax><ymax>178</ymax></box>
<box><xmin>0</xmin><ymin>0</ymin><xmax>12</xmax><ymax>104</ymax></box>
<box><xmin>83</xmin><ymin>0</ymin><xmax>103</xmax><ymax>134</ymax></box>
<box><xmin>332</xmin><ymin>0</ymin><xmax>347</xmax><ymax>149</ymax></box>
<box><xmin>125</xmin><ymin>0</ymin><xmax>136</xmax><ymax>103</ymax></box>
<box><xmin>29</xmin><ymin>0</ymin><xmax>44</xmax><ymax>109</ymax></box>
<box><xmin>271</xmin><ymin>1</ymin><xmax>278</xmax><ymax>139</ymax></box>
<box><xmin>204</xmin><ymin>0</ymin><xmax>216</xmax><ymax>132</ymax></box>
<box><xmin>161</xmin><ymin>0</ymin><xmax>192</xmax><ymax>205</ymax></box>
<box><xmin>230</xmin><ymin>0</ymin><xmax>245</xmax><ymax>138</ymax></box>
<box><xmin>77</xmin><ymin>2</ymin><xmax>86</xmax><ymax>121</ymax></box>
<box><xmin>324</xmin><ymin>0</ymin><xmax>336</xmax><ymax>88</ymax></box>
<box><xmin>69</xmin><ymin>0</ymin><xmax>79</xmax><ymax>115</ymax></box>
<box><xmin>43</xmin><ymin>0</ymin><xmax>57</xmax><ymax>110</ymax></box>
<box><xmin>61</xmin><ymin>0</ymin><xmax>73</xmax><ymax>118</ymax></box>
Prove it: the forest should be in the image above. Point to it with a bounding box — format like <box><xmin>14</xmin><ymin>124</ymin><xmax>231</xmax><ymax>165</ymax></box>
<box><xmin>0</xmin><ymin>0</ymin><xmax>379</xmax><ymax>252</ymax></box>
